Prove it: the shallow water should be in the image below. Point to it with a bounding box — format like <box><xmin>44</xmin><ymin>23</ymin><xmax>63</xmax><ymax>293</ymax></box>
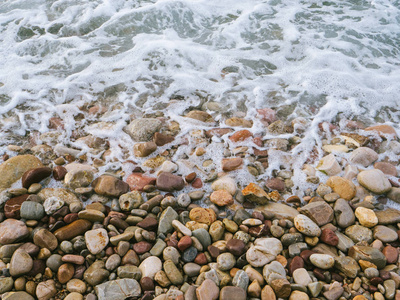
<box><xmin>1</xmin><ymin>0</ymin><xmax>400</xmax><ymax>198</ymax></box>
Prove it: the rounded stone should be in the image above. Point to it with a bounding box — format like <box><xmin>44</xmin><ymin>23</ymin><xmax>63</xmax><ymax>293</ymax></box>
<box><xmin>9</xmin><ymin>249</ymin><xmax>33</xmax><ymax>277</ymax></box>
<box><xmin>355</xmin><ymin>207</ymin><xmax>378</xmax><ymax>228</ymax></box>
<box><xmin>138</xmin><ymin>256</ymin><xmax>162</xmax><ymax>280</ymax></box>
<box><xmin>57</xmin><ymin>263</ymin><xmax>75</xmax><ymax>284</ymax></box>
<box><xmin>217</xmin><ymin>253</ymin><xmax>236</xmax><ymax>271</ymax></box>
<box><xmin>357</xmin><ymin>169</ymin><xmax>391</xmax><ymax>194</ymax></box>
<box><xmin>294</xmin><ymin>214</ymin><xmax>321</xmax><ymax>237</ymax></box>
<box><xmin>210</xmin><ymin>190</ymin><xmax>234</xmax><ymax>206</ymax></box>
<box><xmin>20</xmin><ymin>201</ymin><xmax>45</xmax><ymax>220</ymax></box>
<box><xmin>309</xmin><ymin>254</ymin><xmax>335</xmax><ymax>269</ymax></box>
<box><xmin>66</xmin><ymin>279</ymin><xmax>86</xmax><ymax>294</ymax></box>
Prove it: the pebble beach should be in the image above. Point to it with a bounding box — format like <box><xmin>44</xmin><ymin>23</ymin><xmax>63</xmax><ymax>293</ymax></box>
<box><xmin>0</xmin><ymin>108</ymin><xmax>400</xmax><ymax>300</ymax></box>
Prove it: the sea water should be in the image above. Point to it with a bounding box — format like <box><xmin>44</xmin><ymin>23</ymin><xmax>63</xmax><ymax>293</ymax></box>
<box><xmin>1</xmin><ymin>0</ymin><xmax>400</xmax><ymax>199</ymax></box>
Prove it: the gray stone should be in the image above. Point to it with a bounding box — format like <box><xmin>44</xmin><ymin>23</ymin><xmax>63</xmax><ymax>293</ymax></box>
<box><xmin>335</xmin><ymin>231</ymin><xmax>354</xmax><ymax>253</ymax></box>
<box><xmin>117</xmin><ymin>266</ymin><xmax>142</xmax><ymax>280</ymax></box>
<box><xmin>384</xmin><ymin>279</ymin><xmax>395</xmax><ymax>299</ymax></box>
<box><xmin>9</xmin><ymin>249</ymin><xmax>33</xmax><ymax>276</ymax></box>
<box><xmin>349</xmin><ymin>246</ymin><xmax>387</xmax><ymax>269</ymax></box>
<box><xmin>183</xmin><ymin>263</ymin><xmax>201</xmax><ymax>277</ymax></box>
<box><xmin>217</xmin><ymin>253</ymin><xmax>236</xmax><ymax>271</ymax></box>
<box><xmin>84</xmin><ymin>261</ymin><xmax>110</xmax><ymax>286</ymax></box>
<box><xmin>150</xmin><ymin>239</ymin><xmax>167</xmax><ymax>256</ymax></box>
<box><xmin>299</xmin><ymin>200</ymin><xmax>334</xmax><ymax>226</ymax></box>
<box><xmin>192</xmin><ymin>228</ymin><xmax>212</xmax><ymax>249</ymax></box>
<box><xmin>105</xmin><ymin>254</ymin><xmax>121</xmax><ymax>271</ymax></box>
<box><xmin>95</xmin><ymin>279</ymin><xmax>141</xmax><ymax>300</ymax></box>
<box><xmin>357</xmin><ymin>169</ymin><xmax>391</xmax><ymax>194</ymax></box>
<box><xmin>334</xmin><ymin>198</ymin><xmax>355</xmax><ymax>228</ymax></box>
<box><xmin>349</xmin><ymin>147</ymin><xmax>379</xmax><ymax>167</ymax></box>
<box><xmin>177</xmin><ymin>193</ymin><xmax>191</xmax><ymax>207</ymax></box>
<box><xmin>373</xmin><ymin>225</ymin><xmax>398</xmax><ymax>243</ymax></box>
<box><xmin>124</xmin><ymin>118</ymin><xmax>162</xmax><ymax>142</ymax></box>
<box><xmin>288</xmin><ymin>242</ymin><xmax>308</xmax><ymax>257</ymax></box>
<box><xmin>232</xmin><ymin>269</ymin><xmax>249</xmax><ymax>290</ymax></box>
<box><xmin>0</xmin><ymin>277</ymin><xmax>14</xmax><ymax>294</ymax></box>
<box><xmin>46</xmin><ymin>254</ymin><xmax>63</xmax><ymax>272</ymax></box>
<box><xmin>345</xmin><ymin>225</ymin><xmax>373</xmax><ymax>243</ymax></box>
<box><xmin>20</xmin><ymin>201</ymin><xmax>45</xmax><ymax>220</ymax></box>
<box><xmin>158</xmin><ymin>206</ymin><xmax>178</xmax><ymax>235</ymax></box>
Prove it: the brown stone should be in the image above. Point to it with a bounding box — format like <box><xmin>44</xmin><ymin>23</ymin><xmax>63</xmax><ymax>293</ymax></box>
<box><xmin>4</xmin><ymin>194</ymin><xmax>29</xmax><ymax>219</ymax></box>
<box><xmin>320</xmin><ymin>228</ymin><xmax>339</xmax><ymax>246</ymax></box>
<box><xmin>374</xmin><ymin>162</ymin><xmax>397</xmax><ymax>176</ymax></box>
<box><xmin>137</xmin><ymin>217</ymin><xmax>158</xmax><ymax>231</ymax></box>
<box><xmin>299</xmin><ymin>201</ymin><xmax>334</xmax><ymax>226</ymax></box>
<box><xmin>0</xmin><ymin>219</ymin><xmax>29</xmax><ymax>244</ymax></box>
<box><xmin>62</xmin><ymin>255</ymin><xmax>85</xmax><ymax>265</ymax></box>
<box><xmin>57</xmin><ymin>263</ymin><xmax>75</xmax><ymax>284</ymax></box>
<box><xmin>178</xmin><ymin>236</ymin><xmax>192</xmax><ymax>251</ymax></box>
<box><xmin>270</xmin><ymin>278</ymin><xmax>291</xmax><ymax>298</ymax></box>
<box><xmin>288</xmin><ymin>256</ymin><xmax>304</xmax><ymax>276</ymax></box>
<box><xmin>265</xmin><ymin>178</ymin><xmax>285</xmax><ymax>192</ymax></box>
<box><xmin>191</xmin><ymin>178</ymin><xmax>203</xmax><ymax>188</ymax></box>
<box><xmin>153</xmin><ymin>132</ymin><xmax>174</xmax><ymax>146</ymax></box>
<box><xmin>140</xmin><ymin>277</ymin><xmax>155</xmax><ymax>291</ymax></box>
<box><xmin>261</xmin><ymin>285</ymin><xmax>276</xmax><ymax>300</ymax></box>
<box><xmin>226</xmin><ymin>239</ymin><xmax>246</xmax><ymax>256</ymax></box>
<box><xmin>365</xmin><ymin>124</ymin><xmax>397</xmax><ymax>137</ymax></box>
<box><xmin>205</xmin><ymin>128</ymin><xmax>233</xmax><ymax>138</ymax></box>
<box><xmin>300</xmin><ymin>250</ymin><xmax>316</xmax><ymax>264</ymax></box>
<box><xmin>33</xmin><ymin>228</ymin><xmax>58</xmax><ymax>251</ymax></box>
<box><xmin>210</xmin><ymin>190</ymin><xmax>234</xmax><ymax>206</ymax></box>
<box><xmin>0</xmin><ymin>155</ymin><xmax>43</xmax><ymax>190</ymax></box>
<box><xmin>194</xmin><ymin>253</ymin><xmax>207</xmax><ymax>265</ymax></box>
<box><xmin>229</xmin><ymin>130</ymin><xmax>253</xmax><ymax>142</ymax></box>
<box><xmin>26</xmin><ymin>259</ymin><xmax>46</xmax><ymax>277</ymax></box>
<box><xmin>64</xmin><ymin>213</ymin><xmax>79</xmax><ymax>224</ymax></box>
<box><xmin>185</xmin><ymin>172</ymin><xmax>196</xmax><ymax>183</ymax></box>
<box><xmin>121</xmin><ymin>249</ymin><xmax>140</xmax><ymax>266</ymax></box>
<box><xmin>242</xmin><ymin>183</ymin><xmax>270</xmax><ymax>205</ymax></box>
<box><xmin>92</xmin><ymin>175</ymin><xmax>129</xmax><ymax>197</ymax></box>
<box><xmin>185</xmin><ymin>110</ymin><xmax>214</xmax><ymax>122</ymax></box>
<box><xmin>133</xmin><ymin>142</ymin><xmax>157</xmax><ymax>157</ymax></box>
<box><xmin>326</xmin><ymin>176</ymin><xmax>356</xmax><ymax>200</ymax></box>
<box><xmin>220</xmin><ymin>286</ymin><xmax>246</xmax><ymax>300</ymax></box>
<box><xmin>21</xmin><ymin>167</ymin><xmax>52</xmax><ymax>189</ymax></box>
<box><xmin>54</xmin><ymin>219</ymin><xmax>92</xmax><ymax>241</ymax></box>
<box><xmin>207</xmin><ymin>245</ymin><xmax>220</xmax><ymax>259</ymax></box>
<box><xmin>196</xmin><ymin>279</ymin><xmax>219</xmax><ymax>300</ymax></box>
<box><xmin>133</xmin><ymin>241</ymin><xmax>152</xmax><ymax>255</ymax></box>
<box><xmin>221</xmin><ymin>158</ymin><xmax>243</xmax><ymax>172</ymax></box>
<box><xmin>189</xmin><ymin>207</ymin><xmax>217</xmax><ymax>225</ymax></box>
<box><xmin>156</xmin><ymin>172</ymin><xmax>184</xmax><ymax>192</ymax></box>
<box><xmin>382</xmin><ymin>245</ymin><xmax>398</xmax><ymax>264</ymax></box>
<box><xmin>53</xmin><ymin>166</ymin><xmax>67</xmax><ymax>181</ymax></box>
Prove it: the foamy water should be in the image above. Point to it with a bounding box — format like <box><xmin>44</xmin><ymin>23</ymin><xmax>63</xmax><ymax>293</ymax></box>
<box><xmin>1</xmin><ymin>0</ymin><xmax>400</xmax><ymax>198</ymax></box>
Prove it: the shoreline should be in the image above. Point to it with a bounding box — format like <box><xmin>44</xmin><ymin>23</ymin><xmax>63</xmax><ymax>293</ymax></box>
<box><xmin>0</xmin><ymin>110</ymin><xmax>400</xmax><ymax>300</ymax></box>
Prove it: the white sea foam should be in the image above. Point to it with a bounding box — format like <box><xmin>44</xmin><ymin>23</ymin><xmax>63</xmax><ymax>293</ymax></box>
<box><xmin>1</xmin><ymin>0</ymin><xmax>400</xmax><ymax>198</ymax></box>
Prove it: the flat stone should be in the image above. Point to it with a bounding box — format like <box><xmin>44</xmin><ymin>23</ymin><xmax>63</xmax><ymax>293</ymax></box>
<box><xmin>2</xmin><ymin>291</ymin><xmax>34</xmax><ymax>300</ymax></box>
<box><xmin>365</xmin><ymin>124</ymin><xmax>397</xmax><ymax>137</ymax></box>
<box><xmin>126</xmin><ymin>173</ymin><xmax>156</xmax><ymax>191</ymax></box>
<box><xmin>43</xmin><ymin>196</ymin><xmax>65</xmax><ymax>215</ymax></box>
<box><xmin>92</xmin><ymin>175</ymin><xmax>129</xmax><ymax>197</ymax></box>
<box><xmin>196</xmin><ymin>279</ymin><xmax>219</xmax><ymax>300</ymax></box>
<box><xmin>211</xmin><ymin>176</ymin><xmax>237</xmax><ymax>195</ymax></box>
<box><xmin>323</xmin><ymin>285</ymin><xmax>343</xmax><ymax>300</ymax></box>
<box><xmin>222</xmin><ymin>157</ymin><xmax>243</xmax><ymax>172</ymax></box>
<box><xmin>117</xmin><ymin>265</ymin><xmax>142</xmax><ymax>280</ymax></box>
<box><xmin>57</xmin><ymin>263</ymin><xmax>74</xmax><ymax>284</ymax></box>
<box><xmin>333</xmin><ymin>198</ymin><xmax>355</xmax><ymax>228</ymax></box>
<box><xmin>158</xmin><ymin>206</ymin><xmax>178</xmax><ymax>235</ymax></box>
<box><xmin>84</xmin><ymin>261</ymin><xmax>109</xmax><ymax>286</ymax></box>
<box><xmin>219</xmin><ymin>286</ymin><xmax>246</xmax><ymax>300</ymax></box>
<box><xmin>156</xmin><ymin>172</ymin><xmax>184</xmax><ymax>192</ymax></box>
<box><xmin>345</xmin><ymin>225</ymin><xmax>373</xmax><ymax>243</ymax></box>
<box><xmin>0</xmin><ymin>219</ymin><xmax>29</xmax><ymax>244</ymax></box>
<box><xmin>316</xmin><ymin>154</ymin><xmax>341</xmax><ymax>176</ymax></box>
<box><xmin>247</xmin><ymin>238</ymin><xmax>282</xmax><ymax>268</ymax></box>
<box><xmin>326</xmin><ymin>176</ymin><xmax>356</xmax><ymax>200</ymax></box>
<box><xmin>355</xmin><ymin>207</ymin><xmax>378</xmax><ymax>228</ymax></box>
<box><xmin>139</xmin><ymin>256</ymin><xmax>162</xmax><ymax>280</ymax></box>
<box><xmin>4</xmin><ymin>194</ymin><xmax>28</xmax><ymax>219</ymax></box>
<box><xmin>54</xmin><ymin>219</ymin><xmax>92</xmax><ymax>241</ymax></box>
<box><xmin>133</xmin><ymin>141</ymin><xmax>157</xmax><ymax>157</ymax></box>
<box><xmin>0</xmin><ymin>155</ymin><xmax>43</xmax><ymax>190</ymax></box>
<box><xmin>357</xmin><ymin>169</ymin><xmax>391</xmax><ymax>194</ymax></box>
<box><xmin>95</xmin><ymin>278</ymin><xmax>141</xmax><ymax>300</ymax></box>
<box><xmin>309</xmin><ymin>254</ymin><xmax>334</xmax><ymax>269</ymax></box>
<box><xmin>299</xmin><ymin>201</ymin><xmax>334</xmax><ymax>226</ymax></box>
<box><xmin>335</xmin><ymin>231</ymin><xmax>354</xmax><ymax>253</ymax></box>
<box><xmin>21</xmin><ymin>167</ymin><xmax>52</xmax><ymax>189</ymax></box>
<box><xmin>164</xmin><ymin>259</ymin><xmax>183</xmax><ymax>285</ymax></box>
<box><xmin>374</xmin><ymin>226</ymin><xmax>398</xmax><ymax>243</ymax></box>
<box><xmin>78</xmin><ymin>209</ymin><xmax>105</xmax><ymax>222</ymax></box>
<box><xmin>36</xmin><ymin>280</ymin><xmax>57</xmax><ymax>300</ymax></box>
<box><xmin>334</xmin><ymin>256</ymin><xmax>360</xmax><ymax>278</ymax></box>
<box><xmin>294</xmin><ymin>214</ymin><xmax>321</xmax><ymax>237</ymax></box>
<box><xmin>349</xmin><ymin>147</ymin><xmax>378</xmax><ymax>167</ymax></box>
<box><xmin>349</xmin><ymin>245</ymin><xmax>387</xmax><ymax>269</ymax></box>
<box><xmin>34</xmin><ymin>228</ymin><xmax>58</xmax><ymax>251</ymax></box>
<box><xmin>374</xmin><ymin>162</ymin><xmax>397</xmax><ymax>176</ymax></box>
<box><xmin>0</xmin><ymin>277</ymin><xmax>14</xmax><ymax>294</ymax></box>
<box><xmin>256</xmin><ymin>202</ymin><xmax>299</xmax><ymax>221</ymax></box>
<box><xmin>20</xmin><ymin>201</ymin><xmax>45</xmax><ymax>220</ymax></box>
<box><xmin>85</xmin><ymin>228</ymin><xmax>109</xmax><ymax>255</ymax></box>
<box><xmin>125</xmin><ymin>118</ymin><xmax>162</xmax><ymax>142</ymax></box>
<box><xmin>375</xmin><ymin>208</ymin><xmax>400</xmax><ymax>224</ymax></box>
<box><xmin>39</xmin><ymin>188</ymin><xmax>79</xmax><ymax>205</ymax></box>
<box><xmin>229</xmin><ymin>129</ymin><xmax>253</xmax><ymax>142</ymax></box>
<box><xmin>293</xmin><ymin>268</ymin><xmax>312</xmax><ymax>286</ymax></box>
<box><xmin>9</xmin><ymin>249</ymin><xmax>33</xmax><ymax>277</ymax></box>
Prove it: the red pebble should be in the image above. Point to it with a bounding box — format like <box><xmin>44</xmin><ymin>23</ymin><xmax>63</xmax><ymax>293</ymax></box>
<box><xmin>194</xmin><ymin>253</ymin><xmax>207</xmax><ymax>265</ymax></box>
<box><xmin>320</xmin><ymin>228</ymin><xmax>339</xmax><ymax>246</ymax></box>
<box><xmin>177</xmin><ymin>236</ymin><xmax>192</xmax><ymax>252</ymax></box>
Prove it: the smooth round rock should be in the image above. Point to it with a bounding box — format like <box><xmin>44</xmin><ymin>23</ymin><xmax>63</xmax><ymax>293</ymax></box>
<box><xmin>20</xmin><ymin>201</ymin><xmax>45</xmax><ymax>220</ymax></box>
<box><xmin>138</xmin><ymin>256</ymin><xmax>162</xmax><ymax>280</ymax></box>
<box><xmin>355</xmin><ymin>207</ymin><xmax>378</xmax><ymax>228</ymax></box>
<box><xmin>217</xmin><ymin>253</ymin><xmax>236</xmax><ymax>271</ymax></box>
<box><xmin>294</xmin><ymin>214</ymin><xmax>321</xmax><ymax>237</ymax></box>
<box><xmin>309</xmin><ymin>254</ymin><xmax>335</xmax><ymax>269</ymax></box>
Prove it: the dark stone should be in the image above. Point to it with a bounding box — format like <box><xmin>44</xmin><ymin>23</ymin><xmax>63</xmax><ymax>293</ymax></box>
<box><xmin>21</xmin><ymin>167</ymin><xmax>52</xmax><ymax>188</ymax></box>
<box><xmin>182</xmin><ymin>247</ymin><xmax>198</xmax><ymax>263</ymax></box>
<box><xmin>156</xmin><ymin>172</ymin><xmax>185</xmax><ymax>192</ymax></box>
<box><xmin>226</xmin><ymin>239</ymin><xmax>246</xmax><ymax>256</ymax></box>
<box><xmin>133</xmin><ymin>241</ymin><xmax>152</xmax><ymax>255</ymax></box>
<box><xmin>153</xmin><ymin>132</ymin><xmax>174</xmax><ymax>146</ymax></box>
<box><xmin>137</xmin><ymin>217</ymin><xmax>158</xmax><ymax>231</ymax></box>
<box><xmin>53</xmin><ymin>166</ymin><xmax>67</xmax><ymax>181</ymax></box>
<box><xmin>4</xmin><ymin>194</ymin><xmax>29</xmax><ymax>219</ymax></box>
<box><xmin>288</xmin><ymin>256</ymin><xmax>304</xmax><ymax>276</ymax></box>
